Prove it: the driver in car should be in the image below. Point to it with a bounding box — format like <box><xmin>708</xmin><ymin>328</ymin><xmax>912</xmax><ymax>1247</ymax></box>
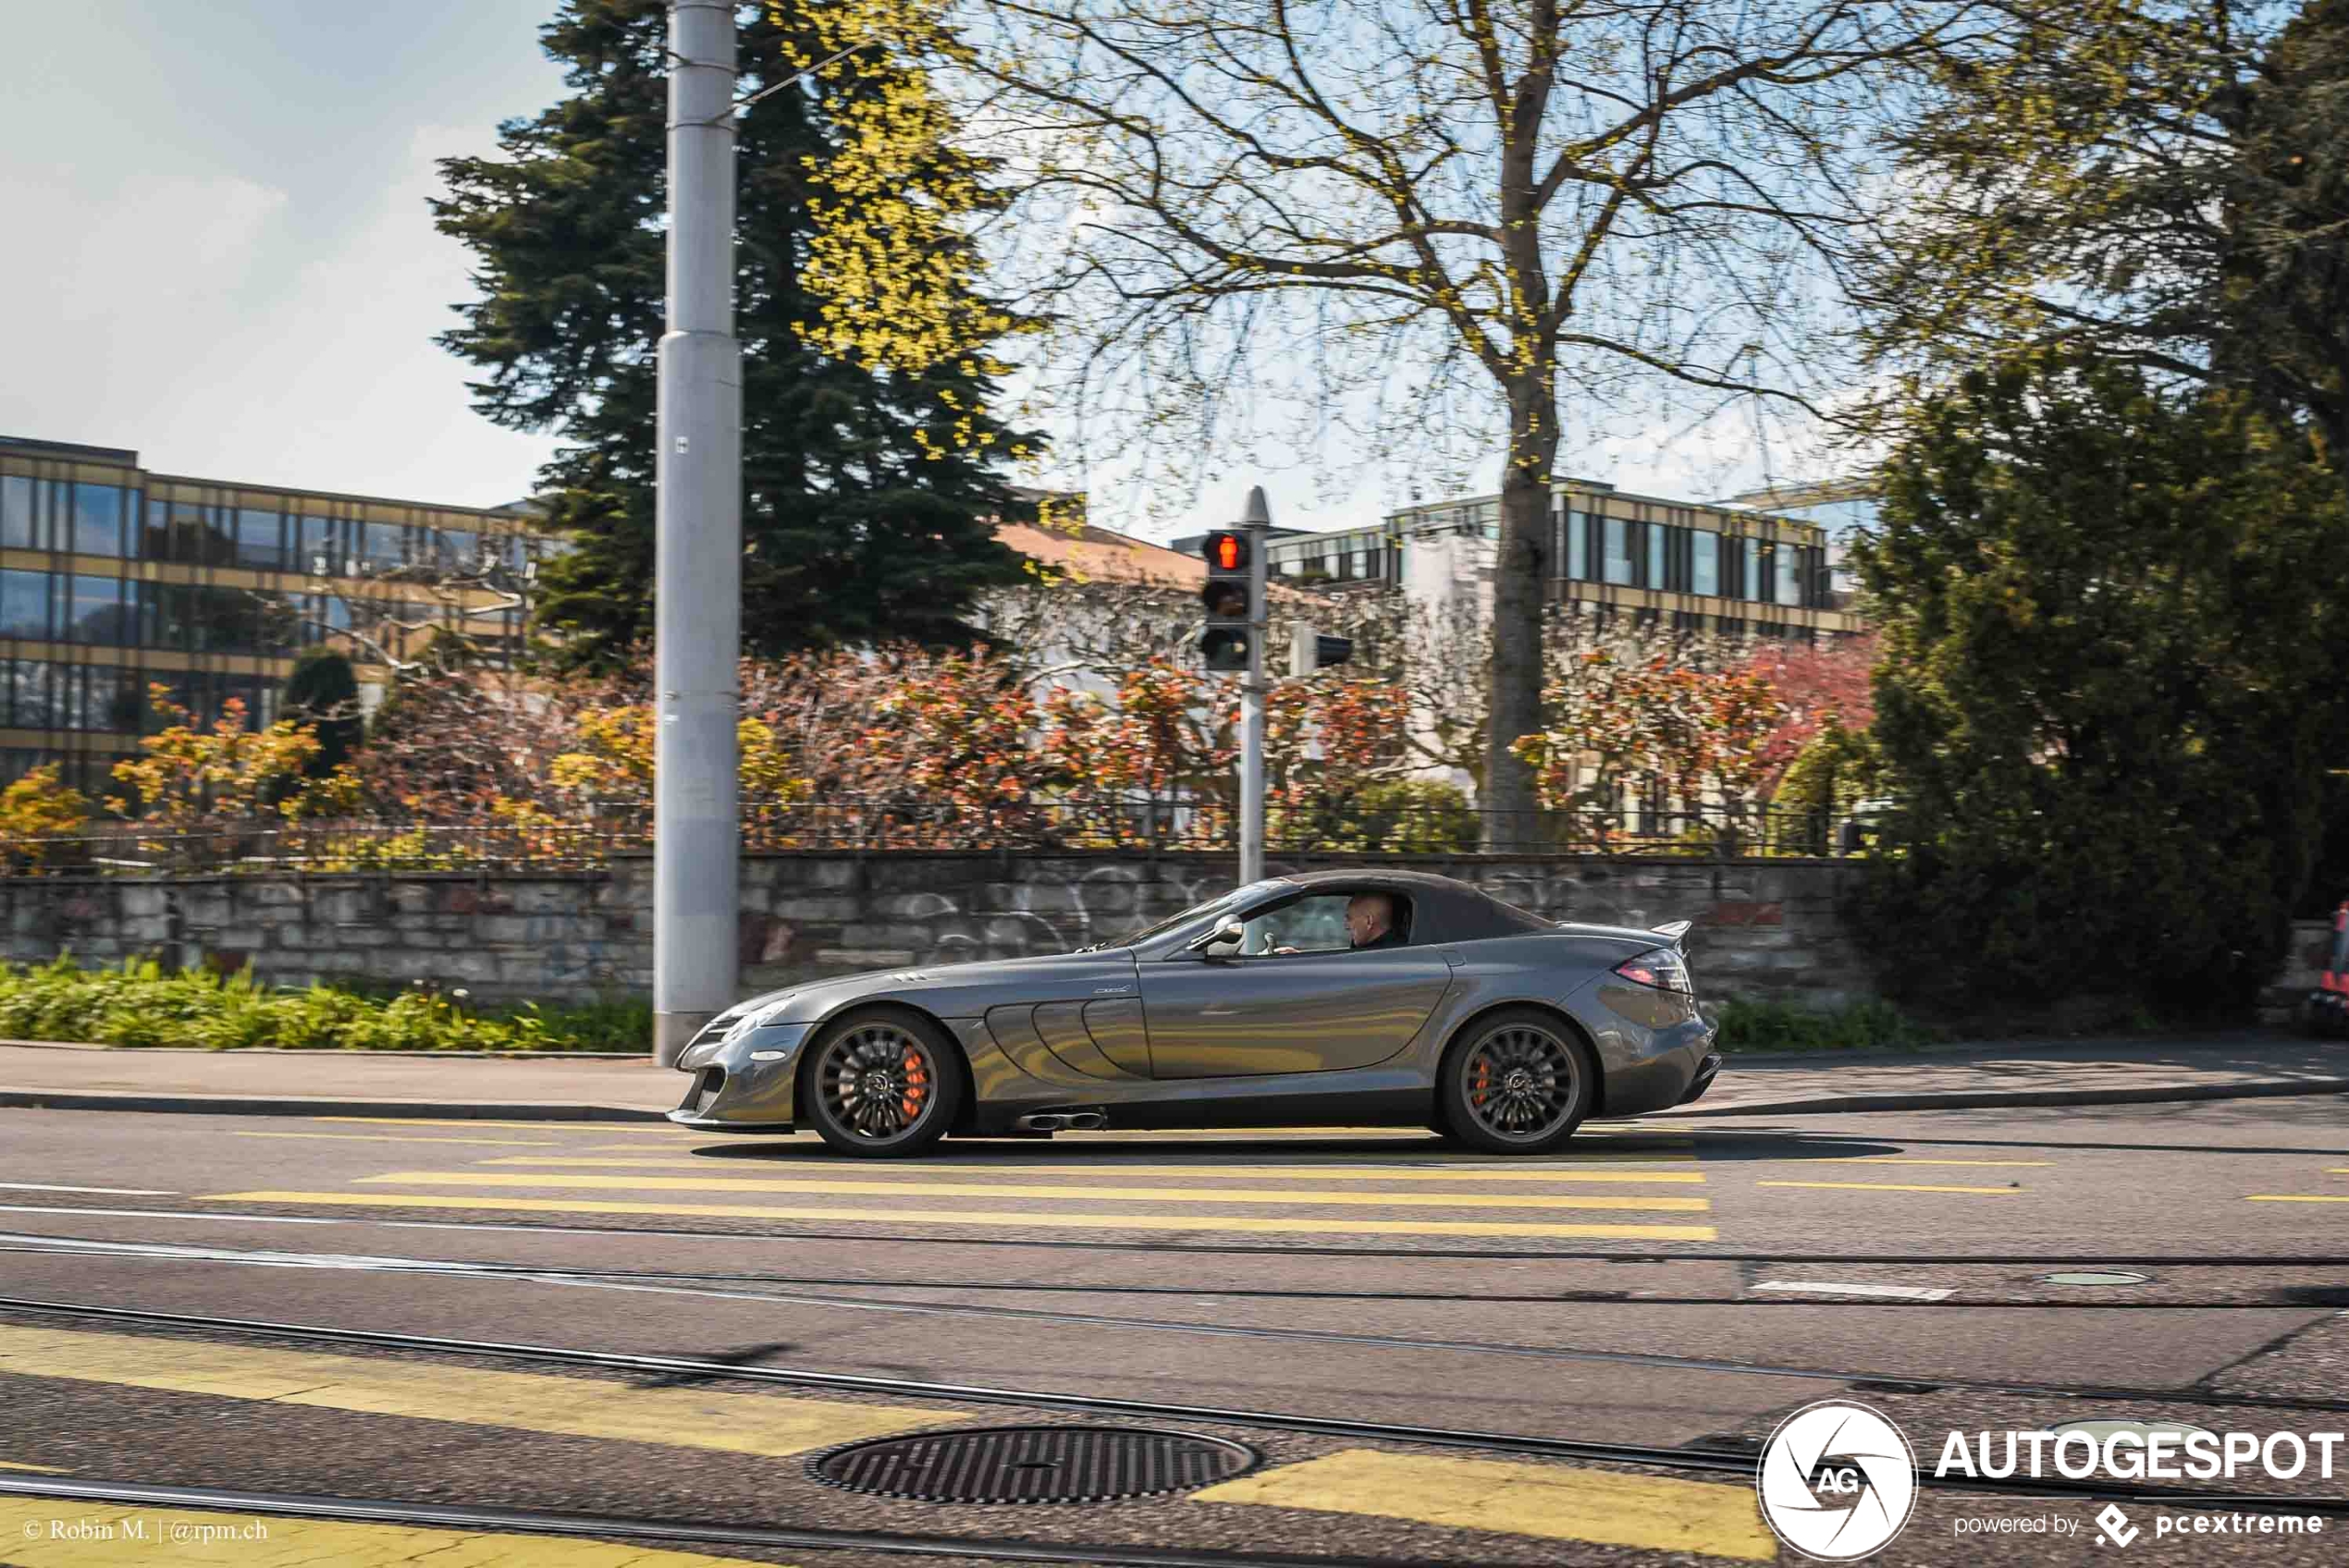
<box><xmin>1277</xmin><ymin>892</ymin><xmax>1405</xmax><ymax>954</ymax></box>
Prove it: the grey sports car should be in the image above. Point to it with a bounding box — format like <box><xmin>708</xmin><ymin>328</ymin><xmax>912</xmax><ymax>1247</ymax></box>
<box><xmin>670</xmin><ymin>868</ymin><xmax>1722</xmax><ymax>1157</ymax></box>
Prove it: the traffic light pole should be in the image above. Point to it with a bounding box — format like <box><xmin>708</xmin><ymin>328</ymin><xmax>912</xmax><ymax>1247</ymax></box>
<box><xmin>1238</xmin><ymin>486</ymin><xmax>1270</xmax><ymax>885</ymax></box>
<box><xmin>652</xmin><ymin>0</ymin><xmax>742</xmax><ymax>1067</ymax></box>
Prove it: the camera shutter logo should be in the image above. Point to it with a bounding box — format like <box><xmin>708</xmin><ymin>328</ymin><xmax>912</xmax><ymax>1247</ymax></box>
<box><xmin>1755</xmin><ymin>1400</ymin><xmax>1919</xmax><ymax>1560</ymax></box>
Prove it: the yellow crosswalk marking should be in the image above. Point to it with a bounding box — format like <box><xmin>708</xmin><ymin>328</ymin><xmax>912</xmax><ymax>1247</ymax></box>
<box><xmin>1192</xmin><ymin>1449</ymin><xmax>1775</xmax><ymax>1562</ymax></box>
<box><xmin>1759</xmin><ymin>1180</ymin><xmax>2021</xmax><ymax>1195</ymax></box>
<box><xmin>0</xmin><ymin>1498</ymin><xmax>793</xmax><ymax>1567</ymax></box>
<box><xmin>354</xmin><ymin>1170</ymin><xmax>1711</xmax><ymax>1212</ymax></box>
<box><xmin>2247</xmin><ymin>1194</ymin><xmax>2349</xmax><ymax>1203</ymax></box>
<box><xmin>203</xmin><ymin>1190</ymin><xmax>1719</xmax><ymax>1240</ymax></box>
<box><xmin>0</xmin><ymin>1325</ymin><xmax>953</xmax><ymax>1458</ymax></box>
<box><xmin>473</xmin><ymin>1157</ymin><xmax>1706</xmax><ymax>1183</ymax></box>
<box><xmin>312</xmin><ymin>1118</ymin><xmax>674</xmax><ymax>1134</ymax></box>
<box><xmin>1826</xmin><ymin>1158</ymin><xmax>2052</xmax><ymax>1168</ymax></box>
<box><xmin>237</xmin><ymin>1132</ymin><xmax>561</xmax><ymax>1147</ymax></box>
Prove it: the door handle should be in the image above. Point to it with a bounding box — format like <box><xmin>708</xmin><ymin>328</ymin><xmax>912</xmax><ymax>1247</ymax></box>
<box><xmin>1200</xmin><ymin>1007</ymin><xmax>1239</xmax><ymax>1017</ymax></box>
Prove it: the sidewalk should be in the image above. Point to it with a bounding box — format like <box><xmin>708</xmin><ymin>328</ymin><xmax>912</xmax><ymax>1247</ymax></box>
<box><xmin>1</xmin><ymin>1031</ymin><xmax>2343</xmax><ymax>1124</ymax></box>
<box><xmin>1691</xmin><ymin>1032</ymin><xmax>2349</xmax><ymax>1118</ymax></box>
<box><xmin>0</xmin><ymin>1040</ymin><xmax>675</xmax><ymax>1121</ymax></box>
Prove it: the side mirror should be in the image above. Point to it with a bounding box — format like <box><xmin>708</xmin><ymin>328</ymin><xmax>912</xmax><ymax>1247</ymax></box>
<box><xmin>1186</xmin><ymin>919</ymin><xmax>1246</xmax><ymax>956</ymax></box>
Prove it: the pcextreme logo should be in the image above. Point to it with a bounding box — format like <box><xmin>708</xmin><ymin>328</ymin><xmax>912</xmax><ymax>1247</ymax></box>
<box><xmin>1755</xmin><ymin>1400</ymin><xmax>1920</xmax><ymax>1561</ymax></box>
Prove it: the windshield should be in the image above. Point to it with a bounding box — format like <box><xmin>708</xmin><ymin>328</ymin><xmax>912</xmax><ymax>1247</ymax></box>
<box><xmin>1097</xmin><ymin>878</ymin><xmax>1293</xmax><ymax>949</ymax></box>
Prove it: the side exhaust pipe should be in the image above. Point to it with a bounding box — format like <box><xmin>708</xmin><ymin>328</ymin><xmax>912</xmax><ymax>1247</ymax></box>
<box><xmin>1062</xmin><ymin>1111</ymin><xmax>1108</xmax><ymax>1132</ymax></box>
<box><xmin>1014</xmin><ymin>1114</ymin><xmax>1067</xmax><ymax>1132</ymax></box>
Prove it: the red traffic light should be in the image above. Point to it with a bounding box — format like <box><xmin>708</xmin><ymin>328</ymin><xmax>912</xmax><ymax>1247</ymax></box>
<box><xmin>1202</xmin><ymin>531</ymin><xmax>1248</xmax><ymax>572</ymax></box>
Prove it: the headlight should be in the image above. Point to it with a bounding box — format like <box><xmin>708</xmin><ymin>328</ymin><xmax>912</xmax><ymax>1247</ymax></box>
<box><xmin>723</xmin><ymin>997</ymin><xmax>798</xmax><ymax>1043</ymax></box>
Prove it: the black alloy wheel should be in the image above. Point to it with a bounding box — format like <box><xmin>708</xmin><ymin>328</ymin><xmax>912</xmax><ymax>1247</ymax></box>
<box><xmin>1438</xmin><ymin>1008</ymin><xmax>1594</xmax><ymax>1155</ymax></box>
<box><xmin>805</xmin><ymin>1009</ymin><xmax>965</xmax><ymax>1157</ymax></box>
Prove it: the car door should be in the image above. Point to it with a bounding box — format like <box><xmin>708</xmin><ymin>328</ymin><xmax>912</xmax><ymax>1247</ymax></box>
<box><xmin>1138</xmin><ymin>891</ymin><xmax>1454</xmax><ymax>1079</ymax></box>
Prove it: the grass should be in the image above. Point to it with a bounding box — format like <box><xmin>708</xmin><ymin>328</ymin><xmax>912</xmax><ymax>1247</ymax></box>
<box><xmin>1709</xmin><ymin>997</ymin><xmax>1945</xmax><ymax>1054</ymax></box>
<box><xmin>0</xmin><ymin>956</ymin><xmax>649</xmax><ymax>1053</ymax></box>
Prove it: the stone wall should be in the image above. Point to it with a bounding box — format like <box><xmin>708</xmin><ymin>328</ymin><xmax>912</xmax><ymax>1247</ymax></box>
<box><xmin>0</xmin><ymin>852</ymin><xmax>1878</xmax><ymax>1008</ymax></box>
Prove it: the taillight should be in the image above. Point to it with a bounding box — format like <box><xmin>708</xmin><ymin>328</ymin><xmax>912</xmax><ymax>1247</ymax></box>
<box><xmin>1614</xmin><ymin>947</ymin><xmax>1691</xmax><ymax>994</ymax></box>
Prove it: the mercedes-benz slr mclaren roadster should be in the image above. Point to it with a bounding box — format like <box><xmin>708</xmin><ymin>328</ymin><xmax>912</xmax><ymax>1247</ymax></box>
<box><xmin>670</xmin><ymin>869</ymin><xmax>1723</xmax><ymax>1157</ymax></box>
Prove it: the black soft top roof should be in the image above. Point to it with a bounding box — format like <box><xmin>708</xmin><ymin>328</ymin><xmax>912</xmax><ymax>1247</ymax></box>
<box><xmin>1270</xmin><ymin>868</ymin><xmax>1556</xmax><ymax>944</ymax></box>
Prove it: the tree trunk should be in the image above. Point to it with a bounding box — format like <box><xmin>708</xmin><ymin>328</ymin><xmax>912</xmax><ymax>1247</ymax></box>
<box><xmin>1482</xmin><ymin>376</ymin><xmax>1557</xmax><ymax>850</ymax></box>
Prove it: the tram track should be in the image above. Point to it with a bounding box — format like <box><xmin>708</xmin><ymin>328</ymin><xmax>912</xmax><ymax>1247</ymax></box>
<box><xmin>7</xmin><ymin>1231</ymin><xmax>2339</xmax><ymax>1309</ymax></box>
<box><xmin>11</xmin><ymin>1197</ymin><xmax>2349</xmax><ymax>1268</ymax></box>
<box><xmin>0</xmin><ymin>1475</ymin><xmax>1484</xmax><ymax>1568</ymax></box>
<box><xmin>6</xmin><ymin>1293</ymin><xmax>2349</xmax><ymax>1509</ymax></box>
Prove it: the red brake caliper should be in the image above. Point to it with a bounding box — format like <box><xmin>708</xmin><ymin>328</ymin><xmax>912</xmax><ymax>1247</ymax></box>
<box><xmin>902</xmin><ymin>1046</ymin><xmax>929</xmax><ymax>1121</ymax></box>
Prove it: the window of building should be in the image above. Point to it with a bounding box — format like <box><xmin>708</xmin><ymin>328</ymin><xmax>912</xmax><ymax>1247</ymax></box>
<box><xmin>1568</xmin><ymin>512</ymin><xmax>1589</xmax><ymax>579</ymax></box>
<box><xmin>441</xmin><ymin>528</ymin><xmax>481</xmax><ymax>573</ymax></box>
<box><xmin>1744</xmin><ymin>537</ymin><xmax>1765</xmax><ymax>602</ymax></box>
<box><xmin>1</xmin><ymin>570</ymin><xmax>48</xmax><ymax>638</ymax></box>
<box><xmin>1603</xmin><ymin>517</ymin><xmax>1632</xmax><ymax>584</ymax></box>
<box><xmin>1647</xmin><ymin>524</ymin><xmax>1666</xmax><ymax>590</ymax></box>
<box><xmin>362</xmin><ymin>522</ymin><xmax>405</xmax><ymax>571</ymax></box>
<box><xmin>0</xmin><ymin>476</ymin><xmax>37</xmax><ymax>550</ymax></box>
<box><xmin>70</xmin><ymin>484</ymin><xmax>129</xmax><ymax>557</ymax></box>
<box><xmin>1776</xmin><ymin>543</ymin><xmax>1803</xmax><ymax>607</ymax></box>
<box><xmin>1692</xmin><ymin>532</ymin><xmax>1719</xmax><ymax>595</ymax></box>
<box><xmin>4</xmin><ymin>660</ymin><xmax>55</xmax><ymax>729</ymax></box>
<box><xmin>236</xmin><ymin>507</ymin><xmax>286</xmax><ymax>570</ymax></box>
<box><xmin>68</xmin><ymin>576</ymin><xmax>131</xmax><ymax>646</ymax></box>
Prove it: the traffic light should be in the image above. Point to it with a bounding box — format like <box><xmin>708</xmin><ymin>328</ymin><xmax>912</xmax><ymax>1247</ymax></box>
<box><xmin>1288</xmin><ymin>624</ymin><xmax>1354</xmax><ymax>678</ymax></box>
<box><xmin>1199</xmin><ymin>529</ymin><xmax>1253</xmax><ymax>672</ymax></box>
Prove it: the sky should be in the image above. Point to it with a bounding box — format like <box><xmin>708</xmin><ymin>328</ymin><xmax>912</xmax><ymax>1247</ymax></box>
<box><xmin>1</xmin><ymin>2</ymin><xmax>1829</xmax><ymax>543</ymax></box>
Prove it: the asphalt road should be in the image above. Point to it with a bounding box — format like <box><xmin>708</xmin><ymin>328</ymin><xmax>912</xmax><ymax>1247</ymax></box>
<box><xmin>3</xmin><ymin>1096</ymin><xmax>2346</xmax><ymax>1568</ymax></box>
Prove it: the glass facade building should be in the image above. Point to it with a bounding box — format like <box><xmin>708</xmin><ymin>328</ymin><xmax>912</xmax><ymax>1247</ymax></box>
<box><xmin>1267</xmin><ymin>480</ymin><xmax>1863</xmax><ymax>642</ymax></box>
<box><xmin>0</xmin><ymin>435</ymin><xmax>557</xmax><ymax>792</ymax></box>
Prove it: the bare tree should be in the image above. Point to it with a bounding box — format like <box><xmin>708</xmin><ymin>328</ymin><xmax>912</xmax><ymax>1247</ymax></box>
<box><xmin>952</xmin><ymin>0</ymin><xmax>1996</xmax><ymax>844</ymax></box>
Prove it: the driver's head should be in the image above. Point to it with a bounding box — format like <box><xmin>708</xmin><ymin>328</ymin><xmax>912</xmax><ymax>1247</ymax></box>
<box><xmin>1346</xmin><ymin>892</ymin><xmax>1396</xmax><ymax>946</ymax></box>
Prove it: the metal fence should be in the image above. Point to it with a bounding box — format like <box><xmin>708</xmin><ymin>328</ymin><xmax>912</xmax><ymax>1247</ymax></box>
<box><xmin>1</xmin><ymin>796</ymin><xmax>1877</xmax><ymax>876</ymax></box>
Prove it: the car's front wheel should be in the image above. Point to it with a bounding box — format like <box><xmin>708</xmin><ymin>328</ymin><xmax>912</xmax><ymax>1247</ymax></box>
<box><xmin>803</xmin><ymin>1008</ymin><xmax>965</xmax><ymax>1158</ymax></box>
<box><xmin>1436</xmin><ymin>1008</ymin><xmax>1595</xmax><ymax>1155</ymax></box>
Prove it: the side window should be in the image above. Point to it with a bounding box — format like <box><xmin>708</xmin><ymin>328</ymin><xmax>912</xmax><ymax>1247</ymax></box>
<box><xmin>1237</xmin><ymin>893</ymin><xmax>1411</xmax><ymax>955</ymax></box>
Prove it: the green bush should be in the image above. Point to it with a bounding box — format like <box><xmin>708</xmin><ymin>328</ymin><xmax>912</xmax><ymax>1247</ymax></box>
<box><xmin>0</xmin><ymin>956</ymin><xmax>646</xmax><ymax>1053</ymax></box>
<box><xmin>1711</xmin><ymin>997</ymin><xmax>1942</xmax><ymax>1053</ymax></box>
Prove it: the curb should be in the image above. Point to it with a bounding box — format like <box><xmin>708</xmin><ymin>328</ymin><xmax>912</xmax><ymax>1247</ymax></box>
<box><xmin>1680</xmin><ymin>1076</ymin><xmax>2349</xmax><ymax>1119</ymax></box>
<box><xmin>0</xmin><ymin>1090</ymin><xmax>669</xmax><ymax>1122</ymax></box>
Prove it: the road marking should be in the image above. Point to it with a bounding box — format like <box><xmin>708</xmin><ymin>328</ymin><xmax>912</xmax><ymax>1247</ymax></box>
<box><xmin>203</xmin><ymin>1190</ymin><xmax>1720</xmax><ymax>1240</ymax></box>
<box><xmin>473</xmin><ymin>1157</ymin><xmax>1707</xmax><ymax>1183</ymax></box>
<box><xmin>0</xmin><ymin>1324</ymin><xmax>954</xmax><ymax>1457</ymax></box>
<box><xmin>0</xmin><ymin>1183</ymin><xmax>175</xmax><ymax>1196</ymax></box>
<box><xmin>1825</xmin><ymin>1158</ymin><xmax>2053</xmax><ymax>1168</ymax></box>
<box><xmin>0</xmin><ymin>1460</ymin><xmax>68</xmax><ymax>1473</ymax></box>
<box><xmin>2247</xmin><ymin>1194</ymin><xmax>2349</xmax><ymax>1203</ymax></box>
<box><xmin>0</xmin><ymin>1498</ymin><xmax>796</xmax><ymax>1567</ymax></box>
<box><xmin>354</xmin><ymin>1171</ymin><xmax>1712</xmax><ymax>1212</ymax></box>
<box><xmin>1753</xmin><ymin>1280</ymin><xmax>1955</xmax><ymax>1301</ymax></box>
<box><xmin>235</xmin><ymin>1132</ymin><xmax>563</xmax><ymax>1147</ymax></box>
<box><xmin>1757</xmin><ymin>1180</ymin><xmax>2022</xmax><ymax>1195</ymax></box>
<box><xmin>1192</xmin><ymin>1449</ymin><xmax>1774</xmax><ymax>1562</ymax></box>
<box><xmin>311</xmin><ymin>1118</ymin><xmax>675</xmax><ymax>1133</ymax></box>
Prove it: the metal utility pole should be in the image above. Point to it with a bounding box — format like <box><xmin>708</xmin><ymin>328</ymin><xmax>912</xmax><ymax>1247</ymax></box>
<box><xmin>1238</xmin><ymin>485</ymin><xmax>1271</xmax><ymax>885</ymax></box>
<box><xmin>652</xmin><ymin>0</ymin><xmax>743</xmax><ymax>1067</ymax></box>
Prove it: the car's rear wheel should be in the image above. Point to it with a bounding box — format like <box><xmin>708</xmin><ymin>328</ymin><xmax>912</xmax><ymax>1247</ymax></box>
<box><xmin>804</xmin><ymin>1008</ymin><xmax>965</xmax><ymax>1158</ymax></box>
<box><xmin>1437</xmin><ymin>1008</ymin><xmax>1595</xmax><ymax>1155</ymax></box>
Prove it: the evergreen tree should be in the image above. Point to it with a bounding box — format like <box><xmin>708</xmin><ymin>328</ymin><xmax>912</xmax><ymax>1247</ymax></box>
<box><xmin>279</xmin><ymin>649</ymin><xmax>362</xmax><ymax>776</ymax></box>
<box><xmin>432</xmin><ymin>0</ymin><xmax>1033</xmax><ymax>669</ymax></box>
<box><xmin>1854</xmin><ymin>354</ymin><xmax>2349</xmax><ymax>1018</ymax></box>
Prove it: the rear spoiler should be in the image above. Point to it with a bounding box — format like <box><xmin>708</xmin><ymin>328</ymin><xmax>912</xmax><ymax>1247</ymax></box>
<box><xmin>1553</xmin><ymin>917</ymin><xmax>1694</xmax><ymax>948</ymax></box>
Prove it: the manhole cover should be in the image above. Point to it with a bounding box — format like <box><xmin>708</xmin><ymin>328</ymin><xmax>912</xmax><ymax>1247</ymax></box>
<box><xmin>2039</xmin><ymin>1270</ymin><xmax>2152</xmax><ymax>1286</ymax></box>
<box><xmin>809</xmin><ymin>1425</ymin><xmax>1261</xmax><ymax>1504</ymax></box>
